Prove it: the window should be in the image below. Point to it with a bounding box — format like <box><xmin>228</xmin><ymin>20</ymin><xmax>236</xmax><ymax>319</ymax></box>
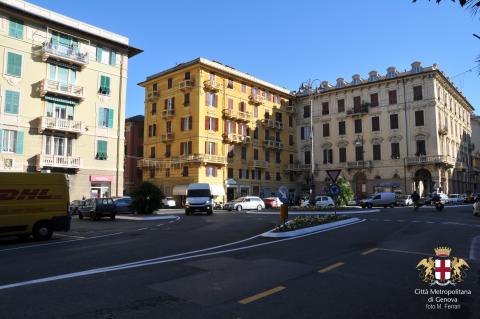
<box><xmin>183</xmin><ymin>93</ymin><xmax>190</xmax><ymax>106</ymax></box>
<box><xmin>389</xmin><ymin>90</ymin><xmax>397</xmax><ymax>105</ymax></box>
<box><xmin>184</xmin><ymin>72</ymin><xmax>190</xmax><ymax>80</ymax></box>
<box><xmin>152</xmin><ymin>83</ymin><xmax>158</xmax><ymax>92</ymax></box>
<box><xmin>150</xmin><ymin>147</ymin><xmax>156</xmax><ymax>159</ymax></box>
<box><xmin>164</xmin><ymin>97</ymin><xmax>175</xmax><ymax>109</ymax></box>
<box><xmin>49</xmin><ymin>64</ymin><xmax>76</xmax><ymax>85</ymax></box>
<box><xmin>149</xmin><ymin>167</ymin><xmax>155</xmax><ymax>178</ymax></box>
<box><xmin>4</xmin><ymin>90</ymin><xmax>19</xmax><ymax>114</ymax></box>
<box><xmin>276</xmin><ymin>172</ymin><xmax>281</xmax><ymax>181</ymax></box>
<box><xmin>239</xmin><ymin>101</ymin><xmax>246</xmax><ymax>112</ymax></box>
<box><xmin>337</xmin><ymin>99</ymin><xmax>345</xmax><ymax>113</ymax></box>
<box><xmin>241</xmin><ymin>146</ymin><xmax>247</xmax><ymax>160</ymax></box>
<box><xmin>254</xmin><ymin>148</ymin><xmax>259</xmax><ymax>160</ymax></box>
<box><xmin>180</xmin><ymin>142</ymin><xmax>192</xmax><ymax>155</ymax></box>
<box><xmin>0</xmin><ymin>129</ymin><xmax>23</xmax><ymax>154</ymax></box>
<box><xmin>304</xmin><ymin>151</ymin><xmax>311</xmax><ymax>165</ymax></box>
<box><xmin>181</xmin><ymin>116</ymin><xmax>193</xmax><ymax>131</ymax></box>
<box><xmin>253</xmin><ymin>106</ymin><xmax>258</xmax><ymax>118</ymax></box>
<box><xmin>338</xmin><ymin>121</ymin><xmax>346</xmax><ymax>135</ymax></box>
<box><xmin>415</xmin><ymin>110</ymin><xmax>424</xmax><ymax>126</ymax></box>
<box><xmin>289</xmin><ymin>116</ymin><xmax>293</xmax><ymax>127</ymax></box>
<box><xmin>205</xmin><ymin>142</ymin><xmax>217</xmax><ymax>155</ymax></box>
<box><xmin>205</xmin><ymin>92</ymin><xmax>218</xmax><ymax>107</ymax></box>
<box><xmin>265</xmin><ymin>172</ymin><xmax>271</xmax><ymax>180</ymax></box>
<box><xmin>265</xmin><ymin>129</ymin><xmax>270</xmax><ymax>140</ymax></box>
<box><xmin>183</xmin><ymin>166</ymin><xmax>189</xmax><ymax>177</ymax></box>
<box><xmin>300</xmin><ymin>127</ymin><xmax>311</xmax><ymax>140</ymax></box>
<box><xmin>227</xmin><ymin>78</ymin><xmax>234</xmax><ymax>89</ymax></box>
<box><xmin>265</xmin><ymin>150</ymin><xmax>270</xmax><ymax>162</ymax></box>
<box><xmin>289</xmin><ymin>134</ymin><xmax>294</xmax><ymax>146</ymax></box>
<box><xmin>167</xmin><ymin>78</ymin><xmax>173</xmax><ymax>89</ymax></box>
<box><xmin>98</xmin><ymin>107</ymin><xmax>114</xmax><ymax>128</ymax></box>
<box><xmin>413</xmin><ymin>86</ymin><xmax>423</xmax><ymax>101</ymax></box>
<box><xmin>303</xmin><ymin>105</ymin><xmax>311</xmax><ymax>118</ymax></box>
<box><xmin>416</xmin><ymin>140</ymin><xmax>426</xmax><ymax>156</ymax></box>
<box><xmin>227</xmin><ymin>145</ymin><xmax>234</xmax><ymax>158</ymax></box>
<box><xmin>354</xmin><ymin>119</ymin><xmax>362</xmax><ymax>133</ymax></box>
<box><xmin>391</xmin><ymin>142</ymin><xmax>400</xmax><ymax>159</ymax></box>
<box><xmin>165</xmin><ymin>168</ymin><xmax>170</xmax><ymax>177</ymax></box>
<box><xmin>96</xmin><ymin>47</ymin><xmax>116</xmax><ymax>65</ymax></box>
<box><xmin>228</xmin><ymin>168</ymin><xmax>233</xmax><ymax>178</ymax></box>
<box><xmin>322</xmin><ymin>102</ymin><xmax>329</xmax><ymax>115</ymax></box>
<box><xmin>8</xmin><ymin>18</ymin><xmax>24</xmax><ymax>39</ymax></box>
<box><xmin>373</xmin><ymin>144</ymin><xmax>381</xmax><ymax>160</ymax></box>
<box><xmin>209</xmin><ymin>72</ymin><xmax>215</xmax><ymax>81</ymax></box>
<box><xmin>323</xmin><ymin>149</ymin><xmax>333</xmax><ymax>164</ymax></box>
<box><xmin>353</xmin><ymin>96</ymin><xmax>361</xmax><ymax>108</ymax></box>
<box><xmin>151</xmin><ymin>103</ymin><xmax>157</xmax><ymax>115</ymax></box>
<box><xmin>6</xmin><ymin>52</ymin><xmax>22</xmax><ymax>77</ymax></box>
<box><xmin>44</xmin><ymin>136</ymin><xmax>72</xmax><ymax>157</ymax></box>
<box><xmin>370</xmin><ymin>93</ymin><xmax>379</xmax><ymax>107</ymax></box>
<box><xmin>99</xmin><ymin>75</ymin><xmax>111</xmax><ymax>95</ymax></box>
<box><xmin>289</xmin><ymin>154</ymin><xmax>294</xmax><ymax>164</ymax></box>
<box><xmin>205</xmin><ymin>116</ymin><xmax>219</xmax><ymax>131</ymax></box>
<box><xmin>339</xmin><ymin>147</ymin><xmax>346</xmax><ymax>163</ymax></box>
<box><xmin>166</xmin><ymin>121</ymin><xmax>172</xmax><ymax>133</ymax></box>
<box><xmin>96</xmin><ymin>140</ymin><xmax>108</xmax><ymax>160</ymax></box>
<box><xmin>323</xmin><ymin>123</ymin><xmax>330</xmax><ymax>137</ymax></box>
<box><xmin>276</xmin><ymin>151</ymin><xmax>281</xmax><ymax>164</ymax></box>
<box><xmin>253</xmin><ymin>127</ymin><xmax>258</xmax><ymax>139</ymax></box>
<box><xmin>152</xmin><ymin>124</ymin><xmax>157</xmax><ymax>136</ymax></box>
<box><xmin>46</xmin><ymin>101</ymin><xmax>74</xmax><ymax>120</ymax></box>
<box><xmin>390</xmin><ymin>114</ymin><xmax>399</xmax><ymax>129</ymax></box>
<box><xmin>372</xmin><ymin>116</ymin><xmax>380</xmax><ymax>131</ymax></box>
<box><xmin>355</xmin><ymin>146</ymin><xmax>364</xmax><ymax>161</ymax></box>
<box><xmin>241</xmin><ymin>82</ymin><xmax>246</xmax><ymax>93</ymax></box>
<box><xmin>275</xmin><ymin>112</ymin><xmax>282</xmax><ymax>123</ymax></box>
<box><xmin>165</xmin><ymin>144</ymin><xmax>171</xmax><ymax>157</ymax></box>
<box><xmin>264</xmin><ymin>111</ymin><xmax>270</xmax><ymax>120</ymax></box>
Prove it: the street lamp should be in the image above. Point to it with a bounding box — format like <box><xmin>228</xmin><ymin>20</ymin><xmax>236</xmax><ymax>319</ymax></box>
<box><xmin>355</xmin><ymin>135</ymin><xmax>365</xmax><ymax>197</ymax></box>
<box><xmin>305</xmin><ymin>79</ymin><xmax>321</xmax><ymax>202</ymax></box>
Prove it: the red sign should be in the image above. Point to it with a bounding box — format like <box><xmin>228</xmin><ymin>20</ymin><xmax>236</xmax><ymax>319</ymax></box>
<box><xmin>90</xmin><ymin>176</ymin><xmax>113</xmax><ymax>182</ymax></box>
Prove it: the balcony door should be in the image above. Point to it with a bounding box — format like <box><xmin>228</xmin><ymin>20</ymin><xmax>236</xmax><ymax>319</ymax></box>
<box><xmin>46</xmin><ymin>101</ymin><xmax>74</xmax><ymax>120</ymax></box>
<box><xmin>49</xmin><ymin>64</ymin><xmax>76</xmax><ymax>88</ymax></box>
<box><xmin>45</xmin><ymin>136</ymin><xmax>73</xmax><ymax>157</ymax></box>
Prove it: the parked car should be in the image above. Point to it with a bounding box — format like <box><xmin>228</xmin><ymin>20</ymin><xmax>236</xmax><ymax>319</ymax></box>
<box><xmin>161</xmin><ymin>196</ymin><xmax>176</xmax><ymax>208</ymax></box>
<box><xmin>263</xmin><ymin>197</ymin><xmax>283</xmax><ymax>208</ymax></box>
<box><xmin>224</xmin><ymin>196</ymin><xmax>265</xmax><ymax>212</ymax></box>
<box><xmin>185</xmin><ymin>183</ymin><xmax>213</xmax><ymax>215</ymax></box>
<box><xmin>465</xmin><ymin>193</ymin><xmax>476</xmax><ymax>204</ymax></box>
<box><xmin>69</xmin><ymin>200</ymin><xmax>83</xmax><ymax>215</ymax></box>
<box><xmin>360</xmin><ymin>192</ymin><xmax>397</xmax><ymax>208</ymax></box>
<box><xmin>315</xmin><ymin>196</ymin><xmax>335</xmax><ymax>208</ymax></box>
<box><xmin>347</xmin><ymin>199</ymin><xmax>358</xmax><ymax>206</ymax></box>
<box><xmin>113</xmin><ymin>196</ymin><xmax>133</xmax><ymax>213</ymax></box>
<box><xmin>396</xmin><ymin>195</ymin><xmax>413</xmax><ymax>206</ymax></box>
<box><xmin>78</xmin><ymin>198</ymin><xmax>117</xmax><ymax>221</ymax></box>
<box><xmin>447</xmin><ymin>194</ymin><xmax>464</xmax><ymax>205</ymax></box>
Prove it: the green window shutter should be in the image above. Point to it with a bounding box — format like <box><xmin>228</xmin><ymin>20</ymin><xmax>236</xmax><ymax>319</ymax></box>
<box><xmin>97</xmin><ymin>140</ymin><xmax>107</xmax><ymax>159</ymax></box>
<box><xmin>96</xmin><ymin>47</ymin><xmax>102</xmax><ymax>62</ymax></box>
<box><xmin>7</xmin><ymin>52</ymin><xmax>22</xmax><ymax>77</ymax></box>
<box><xmin>105</xmin><ymin>76</ymin><xmax>111</xmax><ymax>94</ymax></box>
<box><xmin>98</xmin><ymin>107</ymin><xmax>104</xmax><ymax>126</ymax></box>
<box><xmin>109</xmin><ymin>51</ymin><xmax>116</xmax><ymax>65</ymax></box>
<box><xmin>100</xmin><ymin>76</ymin><xmax>110</xmax><ymax>94</ymax></box>
<box><xmin>9</xmin><ymin>18</ymin><xmax>24</xmax><ymax>39</ymax></box>
<box><xmin>15</xmin><ymin>131</ymin><xmax>24</xmax><ymax>154</ymax></box>
<box><xmin>108</xmin><ymin>109</ymin><xmax>114</xmax><ymax>128</ymax></box>
<box><xmin>4</xmin><ymin>90</ymin><xmax>19</xmax><ymax>114</ymax></box>
<box><xmin>46</xmin><ymin>102</ymin><xmax>53</xmax><ymax>117</ymax></box>
<box><xmin>49</xmin><ymin>64</ymin><xmax>56</xmax><ymax>80</ymax></box>
<box><xmin>0</xmin><ymin>129</ymin><xmax>3</xmax><ymax>151</ymax></box>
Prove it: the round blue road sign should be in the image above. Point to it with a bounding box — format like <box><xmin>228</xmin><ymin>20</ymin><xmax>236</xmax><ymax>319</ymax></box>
<box><xmin>329</xmin><ymin>183</ymin><xmax>340</xmax><ymax>196</ymax></box>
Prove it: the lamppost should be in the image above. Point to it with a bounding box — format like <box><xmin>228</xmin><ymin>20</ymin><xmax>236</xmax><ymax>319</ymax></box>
<box><xmin>305</xmin><ymin>79</ymin><xmax>321</xmax><ymax>202</ymax></box>
<box><xmin>355</xmin><ymin>134</ymin><xmax>365</xmax><ymax>197</ymax></box>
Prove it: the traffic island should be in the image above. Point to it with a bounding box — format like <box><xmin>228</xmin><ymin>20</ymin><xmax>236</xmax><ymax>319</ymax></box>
<box><xmin>261</xmin><ymin>215</ymin><xmax>362</xmax><ymax>238</ymax></box>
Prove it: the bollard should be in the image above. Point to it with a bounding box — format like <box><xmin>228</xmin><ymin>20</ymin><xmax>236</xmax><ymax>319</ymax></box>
<box><xmin>280</xmin><ymin>204</ymin><xmax>288</xmax><ymax>225</ymax></box>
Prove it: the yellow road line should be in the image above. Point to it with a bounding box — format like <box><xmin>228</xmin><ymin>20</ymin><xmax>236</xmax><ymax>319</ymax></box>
<box><xmin>361</xmin><ymin>248</ymin><xmax>379</xmax><ymax>255</ymax></box>
<box><xmin>318</xmin><ymin>262</ymin><xmax>344</xmax><ymax>273</ymax></box>
<box><xmin>238</xmin><ymin>286</ymin><xmax>286</xmax><ymax>305</ymax></box>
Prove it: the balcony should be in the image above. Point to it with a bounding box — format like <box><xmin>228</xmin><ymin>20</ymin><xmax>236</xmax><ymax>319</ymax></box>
<box><xmin>36</xmin><ymin>154</ymin><xmax>81</xmax><ymax>170</ymax></box>
<box><xmin>285</xmin><ymin>163</ymin><xmax>316</xmax><ymax>172</ymax></box>
<box><xmin>347</xmin><ymin>160</ymin><xmax>373</xmax><ymax>169</ymax></box>
<box><xmin>248</xmin><ymin>94</ymin><xmax>264</xmax><ymax>105</ymax></box>
<box><xmin>455</xmin><ymin>162</ymin><xmax>466</xmax><ymax>171</ymax></box>
<box><xmin>147</xmin><ymin>91</ymin><xmax>160</xmax><ymax>102</ymax></box>
<box><xmin>223</xmin><ymin>133</ymin><xmax>242</xmax><ymax>144</ymax></box>
<box><xmin>179</xmin><ymin>79</ymin><xmax>195</xmax><ymax>90</ymax></box>
<box><xmin>438</xmin><ymin>126</ymin><xmax>448</xmax><ymax>136</ymax></box>
<box><xmin>161</xmin><ymin>133</ymin><xmax>175</xmax><ymax>142</ymax></box>
<box><xmin>203</xmin><ymin>80</ymin><xmax>222</xmax><ymax>92</ymax></box>
<box><xmin>346</xmin><ymin>105</ymin><xmax>369</xmax><ymax>116</ymax></box>
<box><xmin>161</xmin><ymin>109</ymin><xmax>175</xmax><ymax>119</ymax></box>
<box><xmin>175</xmin><ymin>154</ymin><xmax>227</xmax><ymax>165</ymax></box>
<box><xmin>286</xmin><ymin>105</ymin><xmax>295</xmax><ymax>113</ymax></box>
<box><xmin>249</xmin><ymin>160</ymin><xmax>269</xmax><ymax>169</ymax></box>
<box><xmin>41</xmin><ymin>42</ymin><xmax>88</xmax><ymax>68</ymax></box>
<box><xmin>38</xmin><ymin>116</ymin><xmax>84</xmax><ymax>136</ymax></box>
<box><xmin>40</xmin><ymin>79</ymin><xmax>84</xmax><ymax>100</ymax></box>
<box><xmin>405</xmin><ymin>155</ymin><xmax>456</xmax><ymax>167</ymax></box>
<box><xmin>222</xmin><ymin>109</ymin><xmax>251</xmax><ymax>122</ymax></box>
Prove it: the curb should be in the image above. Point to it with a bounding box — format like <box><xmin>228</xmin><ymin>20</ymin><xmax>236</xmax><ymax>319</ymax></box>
<box><xmin>261</xmin><ymin>217</ymin><xmax>363</xmax><ymax>238</ymax></box>
<box><xmin>248</xmin><ymin>209</ymin><xmax>380</xmax><ymax>215</ymax></box>
<box><xmin>116</xmin><ymin>215</ymin><xmax>179</xmax><ymax>221</ymax></box>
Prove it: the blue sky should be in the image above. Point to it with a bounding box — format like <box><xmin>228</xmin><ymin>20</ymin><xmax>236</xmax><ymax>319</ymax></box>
<box><xmin>29</xmin><ymin>0</ymin><xmax>480</xmax><ymax>117</ymax></box>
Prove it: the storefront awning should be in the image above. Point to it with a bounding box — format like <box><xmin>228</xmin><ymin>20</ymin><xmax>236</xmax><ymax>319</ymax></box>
<box><xmin>172</xmin><ymin>184</ymin><xmax>188</xmax><ymax>196</ymax></box>
<box><xmin>210</xmin><ymin>184</ymin><xmax>225</xmax><ymax>196</ymax></box>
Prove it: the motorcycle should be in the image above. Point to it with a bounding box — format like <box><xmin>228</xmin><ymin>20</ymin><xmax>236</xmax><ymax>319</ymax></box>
<box><xmin>432</xmin><ymin>198</ymin><xmax>444</xmax><ymax>212</ymax></box>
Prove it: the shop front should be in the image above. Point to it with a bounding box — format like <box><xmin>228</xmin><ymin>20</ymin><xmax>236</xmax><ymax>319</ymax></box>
<box><xmin>90</xmin><ymin>175</ymin><xmax>112</xmax><ymax>198</ymax></box>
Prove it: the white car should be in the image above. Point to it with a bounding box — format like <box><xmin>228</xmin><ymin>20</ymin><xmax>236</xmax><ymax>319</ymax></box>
<box><xmin>396</xmin><ymin>195</ymin><xmax>413</xmax><ymax>206</ymax></box>
<box><xmin>224</xmin><ymin>196</ymin><xmax>265</xmax><ymax>212</ymax></box>
<box><xmin>447</xmin><ymin>194</ymin><xmax>464</xmax><ymax>205</ymax></box>
<box><xmin>161</xmin><ymin>196</ymin><xmax>176</xmax><ymax>208</ymax></box>
<box><xmin>315</xmin><ymin>196</ymin><xmax>335</xmax><ymax>208</ymax></box>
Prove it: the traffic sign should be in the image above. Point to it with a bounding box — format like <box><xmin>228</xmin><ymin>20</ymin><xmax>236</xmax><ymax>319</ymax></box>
<box><xmin>329</xmin><ymin>183</ymin><xmax>340</xmax><ymax>197</ymax></box>
<box><xmin>326</xmin><ymin>169</ymin><xmax>342</xmax><ymax>183</ymax></box>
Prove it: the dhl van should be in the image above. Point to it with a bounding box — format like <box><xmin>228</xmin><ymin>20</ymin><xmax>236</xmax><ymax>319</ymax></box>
<box><xmin>0</xmin><ymin>172</ymin><xmax>71</xmax><ymax>240</ymax></box>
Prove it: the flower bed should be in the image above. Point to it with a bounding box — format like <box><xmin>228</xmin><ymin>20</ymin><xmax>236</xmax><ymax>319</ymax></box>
<box><xmin>274</xmin><ymin>215</ymin><xmax>350</xmax><ymax>232</ymax></box>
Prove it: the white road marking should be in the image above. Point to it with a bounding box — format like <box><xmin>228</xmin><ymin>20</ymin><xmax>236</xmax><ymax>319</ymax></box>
<box><xmin>412</xmin><ymin>220</ymin><xmax>420</xmax><ymax>223</ymax></box>
<box><xmin>397</xmin><ymin>220</ymin><xmax>406</xmax><ymax>222</ymax></box>
<box><xmin>383</xmin><ymin>219</ymin><xmax>392</xmax><ymax>222</ymax></box>
<box><xmin>156</xmin><ymin>224</ymin><xmax>164</xmax><ymax>227</ymax></box>
<box><xmin>469</xmin><ymin>235</ymin><xmax>480</xmax><ymax>262</ymax></box>
<box><xmin>136</xmin><ymin>228</ymin><xmax>148</xmax><ymax>231</ymax></box>
<box><xmin>54</xmin><ymin>233</ymin><xmax>86</xmax><ymax>239</ymax></box>
<box><xmin>116</xmin><ymin>215</ymin><xmax>179</xmax><ymax>221</ymax></box>
<box><xmin>247</xmin><ymin>210</ymin><xmax>380</xmax><ymax>215</ymax></box>
<box><xmin>0</xmin><ymin>219</ymin><xmax>366</xmax><ymax>291</ymax></box>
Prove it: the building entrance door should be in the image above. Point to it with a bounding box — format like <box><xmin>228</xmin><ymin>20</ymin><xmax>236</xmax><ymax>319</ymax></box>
<box><xmin>227</xmin><ymin>188</ymin><xmax>235</xmax><ymax>202</ymax></box>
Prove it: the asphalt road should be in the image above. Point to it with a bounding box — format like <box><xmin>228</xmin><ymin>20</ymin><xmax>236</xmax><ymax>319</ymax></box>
<box><xmin>0</xmin><ymin>206</ymin><xmax>479</xmax><ymax>319</ymax></box>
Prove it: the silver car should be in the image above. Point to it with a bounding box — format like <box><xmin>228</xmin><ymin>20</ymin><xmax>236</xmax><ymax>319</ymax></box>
<box><xmin>225</xmin><ymin>196</ymin><xmax>265</xmax><ymax>212</ymax></box>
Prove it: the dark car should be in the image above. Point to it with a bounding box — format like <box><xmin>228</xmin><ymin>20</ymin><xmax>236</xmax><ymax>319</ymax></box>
<box><xmin>69</xmin><ymin>200</ymin><xmax>83</xmax><ymax>215</ymax></box>
<box><xmin>78</xmin><ymin>198</ymin><xmax>117</xmax><ymax>221</ymax></box>
<box><xmin>114</xmin><ymin>196</ymin><xmax>133</xmax><ymax>213</ymax></box>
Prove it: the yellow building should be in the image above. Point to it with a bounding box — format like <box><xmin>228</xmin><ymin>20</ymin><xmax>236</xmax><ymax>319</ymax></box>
<box><xmin>0</xmin><ymin>0</ymin><xmax>142</xmax><ymax>199</ymax></box>
<box><xmin>138</xmin><ymin>58</ymin><xmax>297</xmax><ymax>204</ymax></box>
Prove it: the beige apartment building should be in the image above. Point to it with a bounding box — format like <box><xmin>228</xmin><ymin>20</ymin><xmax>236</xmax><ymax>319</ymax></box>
<box><xmin>294</xmin><ymin>62</ymin><xmax>475</xmax><ymax>198</ymax></box>
<box><xmin>0</xmin><ymin>0</ymin><xmax>141</xmax><ymax>199</ymax></box>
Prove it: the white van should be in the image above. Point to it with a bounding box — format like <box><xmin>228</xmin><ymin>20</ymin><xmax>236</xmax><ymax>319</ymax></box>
<box><xmin>185</xmin><ymin>183</ymin><xmax>213</xmax><ymax>215</ymax></box>
<box><xmin>360</xmin><ymin>192</ymin><xmax>397</xmax><ymax>208</ymax></box>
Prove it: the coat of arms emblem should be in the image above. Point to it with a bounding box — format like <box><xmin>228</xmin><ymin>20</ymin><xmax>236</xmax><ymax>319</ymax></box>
<box><xmin>416</xmin><ymin>247</ymin><xmax>470</xmax><ymax>286</ymax></box>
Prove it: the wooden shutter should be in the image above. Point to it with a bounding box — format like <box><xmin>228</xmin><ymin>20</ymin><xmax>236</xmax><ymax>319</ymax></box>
<box><xmin>188</xmin><ymin>141</ymin><xmax>192</xmax><ymax>154</ymax></box>
<box><xmin>205</xmin><ymin>116</ymin><xmax>210</xmax><ymax>130</ymax></box>
<box><xmin>232</xmin><ymin>121</ymin><xmax>236</xmax><ymax>133</ymax></box>
<box><xmin>224</xmin><ymin>120</ymin><xmax>228</xmax><ymax>134</ymax></box>
<box><xmin>180</xmin><ymin>118</ymin><xmax>184</xmax><ymax>131</ymax></box>
<box><xmin>205</xmin><ymin>93</ymin><xmax>209</xmax><ymax>106</ymax></box>
<box><xmin>206</xmin><ymin>167</ymin><xmax>209</xmax><ymax>177</ymax></box>
<box><xmin>164</xmin><ymin>99</ymin><xmax>168</xmax><ymax>109</ymax></box>
<box><xmin>180</xmin><ymin>143</ymin><xmax>184</xmax><ymax>155</ymax></box>
<box><xmin>205</xmin><ymin>141</ymin><xmax>208</xmax><ymax>154</ymax></box>
<box><xmin>214</xmin><ymin>118</ymin><xmax>219</xmax><ymax>131</ymax></box>
<box><xmin>214</xmin><ymin>94</ymin><xmax>218</xmax><ymax>107</ymax></box>
<box><xmin>301</xmin><ymin>127</ymin><xmax>305</xmax><ymax>140</ymax></box>
<box><xmin>171</xmin><ymin>97</ymin><xmax>175</xmax><ymax>109</ymax></box>
<box><xmin>15</xmin><ymin>131</ymin><xmax>24</xmax><ymax>154</ymax></box>
<box><xmin>189</xmin><ymin>117</ymin><xmax>192</xmax><ymax>130</ymax></box>
<box><xmin>214</xmin><ymin>167</ymin><xmax>218</xmax><ymax>177</ymax></box>
<box><xmin>228</xmin><ymin>98</ymin><xmax>233</xmax><ymax>110</ymax></box>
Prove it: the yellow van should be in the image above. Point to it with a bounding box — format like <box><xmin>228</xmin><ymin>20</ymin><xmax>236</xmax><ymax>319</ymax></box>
<box><xmin>0</xmin><ymin>172</ymin><xmax>71</xmax><ymax>240</ymax></box>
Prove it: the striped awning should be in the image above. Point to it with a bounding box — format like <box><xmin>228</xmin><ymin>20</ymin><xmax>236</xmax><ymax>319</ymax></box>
<box><xmin>46</xmin><ymin>59</ymin><xmax>80</xmax><ymax>71</ymax></box>
<box><xmin>44</xmin><ymin>95</ymin><xmax>77</xmax><ymax>106</ymax></box>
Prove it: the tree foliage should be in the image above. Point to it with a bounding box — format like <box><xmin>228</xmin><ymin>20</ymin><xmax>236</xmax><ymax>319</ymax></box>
<box><xmin>412</xmin><ymin>0</ymin><xmax>480</xmax><ymax>14</ymax></box>
<box><xmin>131</xmin><ymin>182</ymin><xmax>164</xmax><ymax>214</ymax></box>
<box><xmin>326</xmin><ymin>176</ymin><xmax>354</xmax><ymax>206</ymax></box>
